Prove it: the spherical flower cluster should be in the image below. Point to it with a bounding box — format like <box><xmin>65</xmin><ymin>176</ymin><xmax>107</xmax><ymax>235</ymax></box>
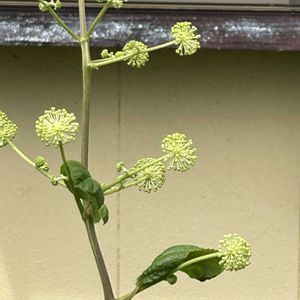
<box><xmin>0</xmin><ymin>111</ymin><xmax>18</xmax><ymax>147</ymax></box>
<box><xmin>122</xmin><ymin>40</ymin><xmax>149</xmax><ymax>68</ymax></box>
<box><xmin>161</xmin><ymin>133</ymin><xmax>197</xmax><ymax>172</ymax></box>
<box><xmin>35</xmin><ymin>156</ymin><xmax>49</xmax><ymax>172</ymax></box>
<box><xmin>112</xmin><ymin>0</ymin><xmax>127</xmax><ymax>8</ymax></box>
<box><xmin>39</xmin><ymin>0</ymin><xmax>62</xmax><ymax>12</ymax></box>
<box><xmin>171</xmin><ymin>21</ymin><xmax>200</xmax><ymax>56</ymax></box>
<box><xmin>218</xmin><ymin>233</ymin><xmax>252</xmax><ymax>271</ymax></box>
<box><xmin>36</xmin><ymin>107</ymin><xmax>79</xmax><ymax>147</ymax></box>
<box><xmin>133</xmin><ymin>158</ymin><xmax>166</xmax><ymax>193</ymax></box>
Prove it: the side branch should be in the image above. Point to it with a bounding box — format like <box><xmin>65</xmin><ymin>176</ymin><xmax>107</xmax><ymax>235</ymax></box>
<box><xmin>89</xmin><ymin>40</ymin><xmax>176</xmax><ymax>69</ymax></box>
<box><xmin>86</xmin><ymin>0</ymin><xmax>113</xmax><ymax>39</ymax></box>
<box><xmin>39</xmin><ymin>0</ymin><xmax>80</xmax><ymax>41</ymax></box>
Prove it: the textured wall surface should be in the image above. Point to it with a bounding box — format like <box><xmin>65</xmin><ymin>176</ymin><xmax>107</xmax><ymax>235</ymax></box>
<box><xmin>0</xmin><ymin>46</ymin><xmax>300</xmax><ymax>300</ymax></box>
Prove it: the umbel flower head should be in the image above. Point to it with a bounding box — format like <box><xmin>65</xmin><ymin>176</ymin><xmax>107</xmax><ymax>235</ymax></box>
<box><xmin>161</xmin><ymin>133</ymin><xmax>197</xmax><ymax>172</ymax></box>
<box><xmin>218</xmin><ymin>233</ymin><xmax>252</xmax><ymax>271</ymax></box>
<box><xmin>171</xmin><ymin>21</ymin><xmax>200</xmax><ymax>56</ymax></box>
<box><xmin>36</xmin><ymin>107</ymin><xmax>79</xmax><ymax>147</ymax></box>
<box><xmin>122</xmin><ymin>40</ymin><xmax>149</xmax><ymax>68</ymax></box>
<box><xmin>0</xmin><ymin>111</ymin><xmax>18</xmax><ymax>147</ymax></box>
<box><xmin>133</xmin><ymin>158</ymin><xmax>166</xmax><ymax>193</ymax></box>
<box><xmin>39</xmin><ymin>0</ymin><xmax>62</xmax><ymax>11</ymax></box>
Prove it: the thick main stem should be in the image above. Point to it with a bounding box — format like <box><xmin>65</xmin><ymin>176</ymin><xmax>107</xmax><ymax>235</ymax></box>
<box><xmin>78</xmin><ymin>1</ymin><xmax>115</xmax><ymax>299</ymax></box>
<box><xmin>85</xmin><ymin>213</ymin><xmax>115</xmax><ymax>300</ymax></box>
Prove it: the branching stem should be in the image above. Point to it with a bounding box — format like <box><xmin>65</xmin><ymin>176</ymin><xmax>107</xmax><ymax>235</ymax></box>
<box><xmin>89</xmin><ymin>41</ymin><xmax>176</xmax><ymax>69</ymax></box>
<box><xmin>78</xmin><ymin>1</ymin><xmax>115</xmax><ymax>299</ymax></box>
<box><xmin>7</xmin><ymin>139</ymin><xmax>66</xmax><ymax>187</ymax></box>
<box><xmin>39</xmin><ymin>0</ymin><xmax>80</xmax><ymax>41</ymax></box>
<box><xmin>86</xmin><ymin>0</ymin><xmax>113</xmax><ymax>39</ymax></box>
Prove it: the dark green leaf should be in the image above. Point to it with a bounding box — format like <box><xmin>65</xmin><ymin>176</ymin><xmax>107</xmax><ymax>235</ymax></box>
<box><xmin>99</xmin><ymin>204</ymin><xmax>109</xmax><ymax>225</ymax></box>
<box><xmin>60</xmin><ymin>160</ymin><xmax>104</xmax><ymax>211</ymax></box>
<box><xmin>136</xmin><ymin>245</ymin><xmax>223</xmax><ymax>290</ymax></box>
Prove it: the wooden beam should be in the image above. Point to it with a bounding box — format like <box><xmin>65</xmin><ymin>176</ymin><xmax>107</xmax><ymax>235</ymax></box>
<box><xmin>1</xmin><ymin>7</ymin><xmax>300</xmax><ymax>50</ymax></box>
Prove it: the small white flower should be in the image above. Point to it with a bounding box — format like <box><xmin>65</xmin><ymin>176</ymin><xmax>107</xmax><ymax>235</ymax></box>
<box><xmin>0</xmin><ymin>111</ymin><xmax>18</xmax><ymax>147</ymax></box>
<box><xmin>171</xmin><ymin>22</ymin><xmax>200</xmax><ymax>56</ymax></box>
<box><xmin>123</xmin><ymin>40</ymin><xmax>149</xmax><ymax>68</ymax></box>
<box><xmin>218</xmin><ymin>233</ymin><xmax>252</xmax><ymax>271</ymax></box>
<box><xmin>133</xmin><ymin>158</ymin><xmax>166</xmax><ymax>193</ymax></box>
<box><xmin>161</xmin><ymin>133</ymin><xmax>197</xmax><ymax>172</ymax></box>
<box><xmin>36</xmin><ymin>107</ymin><xmax>79</xmax><ymax>147</ymax></box>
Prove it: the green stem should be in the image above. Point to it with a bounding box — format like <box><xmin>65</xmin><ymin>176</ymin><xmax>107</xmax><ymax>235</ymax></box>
<box><xmin>89</xmin><ymin>40</ymin><xmax>176</xmax><ymax>69</ymax></box>
<box><xmin>103</xmin><ymin>154</ymin><xmax>170</xmax><ymax>192</ymax></box>
<box><xmin>86</xmin><ymin>0</ymin><xmax>113</xmax><ymax>39</ymax></box>
<box><xmin>59</xmin><ymin>142</ymin><xmax>84</xmax><ymax>216</ymax></box>
<box><xmin>174</xmin><ymin>252</ymin><xmax>219</xmax><ymax>272</ymax></box>
<box><xmin>116</xmin><ymin>287</ymin><xmax>139</xmax><ymax>300</ymax></box>
<box><xmin>85</xmin><ymin>212</ymin><xmax>115</xmax><ymax>300</ymax></box>
<box><xmin>103</xmin><ymin>175</ymin><xmax>149</xmax><ymax>196</ymax></box>
<box><xmin>7</xmin><ymin>139</ymin><xmax>66</xmax><ymax>187</ymax></box>
<box><xmin>40</xmin><ymin>0</ymin><xmax>80</xmax><ymax>41</ymax></box>
<box><xmin>78</xmin><ymin>1</ymin><xmax>115</xmax><ymax>299</ymax></box>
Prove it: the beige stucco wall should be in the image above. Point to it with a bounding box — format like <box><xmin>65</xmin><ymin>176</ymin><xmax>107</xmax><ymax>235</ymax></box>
<box><xmin>1</xmin><ymin>46</ymin><xmax>300</xmax><ymax>300</ymax></box>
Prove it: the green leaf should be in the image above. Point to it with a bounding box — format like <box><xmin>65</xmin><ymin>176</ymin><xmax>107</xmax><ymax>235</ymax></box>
<box><xmin>60</xmin><ymin>160</ymin><xmax>104</xmax><ymax>213</ymax></box>
<box><xmin>99</xmin><ymin>204</ymin><xmax>109</xmax><ymax>225</ymax></box>
<box><xmin>136</xmin><ymin>245</ymin><xmax>223</xmax><ymax>290</ymax></box>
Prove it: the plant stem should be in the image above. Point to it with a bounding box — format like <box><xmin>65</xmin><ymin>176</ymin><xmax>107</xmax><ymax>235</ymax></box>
<box><xmin>116</xmin><ymin>287</ymin><xmax>139</xmax><ymax>300</ymax></box>
<box><xmin>78</xmin><ymin>1</ymin><xmax>115</xmax><ymax>299</ymax></box>
<box><xmin>40</xmin><ymin>0</ymin><xmax>80</xmax><ymax>41</ymax></box>
<box><xmin>89</xmin><ymin>40</ymin><xmax>176</xmax><ymax>69</ymax></box>
<box><xmin>7</xmin><ymin>139</ymin><xmax>66</xmax><ymax>187</ymax></box>
<box><xmin>86</xmin><ymin>0</ymin><xmax>113</xmax><ymax>39</ymax></box>
<box><xmin>103</xmin><ymin>154</ymin><xmax>170</xmax><ymax>192</ymax></box>
<box><xmin>85</xmin><ymin>212</ymin><xmax>115</xmax><ymax>300</ymax></box>
<box><xmin>103</xmin><ymin>175</ymin><xmax>149</xmax><ymax>196</ymax></box>
<box><xmin>59</xmin><ymin>142</ymin><xmax>84</xmax><ymax>216</ymax></box>
<box><xmin>174</xmin><ymin>252</ymin><xmax>219</xmax><ymax>272</ymax></box>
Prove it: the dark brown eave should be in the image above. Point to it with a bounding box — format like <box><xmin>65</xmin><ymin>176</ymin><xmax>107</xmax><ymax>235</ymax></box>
<box><xmin>1</xmin><ymin>6</ymin><xmax>300</xmax><ymax>50</ymax></box>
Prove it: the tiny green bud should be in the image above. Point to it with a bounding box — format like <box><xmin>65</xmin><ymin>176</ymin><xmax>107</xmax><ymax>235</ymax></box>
<box><xmin>35</xmin><ymin>156</ymin><xmax>49</xmax><ymax>172</ymax></box>
<box><xmin>38</xmin><ymin>0</ymin><xmax>62</xmax><ymax>12</ymax></box>
<box><xmin>112</xmin><ymin>0</ymin><xmax>127</xmax><ymax>8</ymax></box>
<box><xmin>171</xmin><ymin>21</ymin><xmax>200</xmax><ymax>56</ymax></box>
<box><xmin>101</xmin><ymin>49</ymin><xmax>114</xmax><ymax>59</ymax></box>
<box><xmin>132</xmin><ymin>158</ymin><xmax>166</xmax><ymax>193</ymax></box>
<box><xmin>218</xmin><ymin>233</ymin><xmax>252</xmax><ymax>271</ymax></box>
<box><xmin>122</xmin><ymin>40</ymin><xmax>149</xmax><ymax>68</ymax></box>
<box><xmin>161</xmin><ymin>133</ymin><xmax>197</xmax><ymax>172</ymax></box>
<box><xmin>0</xmin><ymin>111</ymin><xmax>18</xmax><ymax>147</ymax></box>
<box><xmin>35</xmin><ymin>107</ymin><xmax>79</xmax><ymax>147</ymax></box>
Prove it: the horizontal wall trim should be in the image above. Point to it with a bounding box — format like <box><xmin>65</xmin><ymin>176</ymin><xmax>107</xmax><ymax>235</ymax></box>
<box><xmin>1</xmin><ymin>7</ymin><xmax>300</xmax><ymax>50</ymax></box>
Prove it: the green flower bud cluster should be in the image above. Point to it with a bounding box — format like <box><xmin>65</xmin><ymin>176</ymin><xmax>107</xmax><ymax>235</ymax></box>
<box><xmin>171</xmin><ymin>21</ymin><xmax>200</xmax><ymax>56</ymax></box>
<box><xmin>96</xmin><ymin>0</ymin><xmax>127</xmax><ymax>9</ymax></box>
<box><xmin>133</xmin><ymin>158</ymin><xmax>166</xmax><ymax>193</ymax></box>
<box><xmin>35</xmin><ymin>156</ymin><xmax>50</xmax><ymax>172</ymax></box>
<box><xmin>0</xmin><ymin>111</ymin><xmax>17</xmax><ymax>147</ymax></box>
<box><xmin>162</xmin><ymin>133</ymin><xmax>197</xmax><ymax>172</ymax></box>
<box><xmin>100</xmin><ymin>40</ymin><xmax>149</xmax><ymax>68</ymax></box>
<box><xmin>122</xmin><ymin>41</ymin><xmax>149</xmax><ymax>68</ymax></box>
<box><xmin>36</xmin><ymin>107</ymin><xmax>79</xmax><ymax>147</ymax></box>
<box><xmin>39</xmin><ymin>0</ymin><xmax>62</xmax><ymax>12</ymax></box>
<box><xmin>218</xmin><ymin>233</ymin><xmax>252</xmax><ymax>271</ymax></box>
<box><xmin>114</xmin><ymin>133</ymin><xmax>197</xmax><ymax>194</ymax></box>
